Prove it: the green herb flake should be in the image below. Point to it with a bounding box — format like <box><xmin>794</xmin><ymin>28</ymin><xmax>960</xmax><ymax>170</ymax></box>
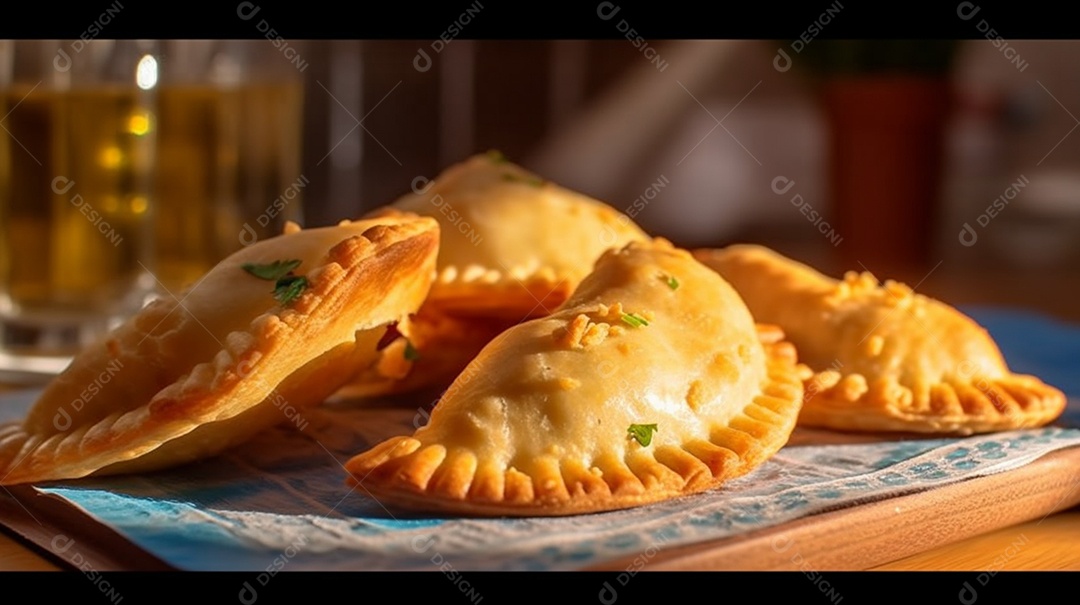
<box><xmin>272</xmin><ymin>275</ymin><xmax>309</xmax><ymax>305</ymax></box>
<box><xmin>501</xmin><ymin>173</ymin><xmax>544</xmax><ymax>187</ymax></box>
<box><xmin>486</xmin><ymin>149</ymin><xmax>508</xmax><ymax>164</ymax></box>
<box><xmin>243</xmin><ymin>259</ymin><xmax>302</xmax><ymax>281</ymax></box>
<box><xmin>621</xmin><ymin>312</ymin><xmax>650</xmax><ymax>328</ymax></box>
<box><xmin>403</xmin><ymin>340</ymin><xmax>421</xmax><ymax>361</ymax></box>
<box><xmin>665</xmin><ymin>275</ymin><xmax>680</xmax><ymax>290</ymax></box>
<box><xmin>627</xmin><ymin>423</ymin><xmax>658</xmax><ymax>447</ymax></box>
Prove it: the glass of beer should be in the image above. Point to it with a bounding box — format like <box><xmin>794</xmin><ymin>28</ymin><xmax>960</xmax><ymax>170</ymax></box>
<box><xmin>153</xmin><ymin>40</ymin><xmax>305</xmax><ymax>293</ymax></box>
<box><xmin>0</xmin><ymin>40</ymin><xmax>158</xmax><ymax>371</ymax></box>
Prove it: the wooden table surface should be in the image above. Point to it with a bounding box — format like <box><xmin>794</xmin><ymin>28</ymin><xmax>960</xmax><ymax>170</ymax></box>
<box><xmin>2</xmin><ymin>492</ymin><xmax>1078</xmax><ymax>571</ymax></box>
<box><xmin>1</xmin><ymin>266</ymin><xmax>1078</xmax><ymax>571</ymax></box>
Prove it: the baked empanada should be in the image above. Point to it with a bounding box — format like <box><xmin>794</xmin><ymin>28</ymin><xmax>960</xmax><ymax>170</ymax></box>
<box><xmin>345</xmin><ymin>240</ymin><xmax>804</xmax><ymax>516</ymax></box>
<box><xmin>694</xmin><ymin>244</ymin><xmax>1066</xmax><ymax>435</ymax></box>
<box><xmin>369</xmin><ymin>151</ymin><xmax>649</xmax><ymax>320</ymax></box>
<box><xmin>0</xmin><ymin>215</ymin><xmax>439</xmax><ymax>484</ymax></box>
<box><xmin>346</xmin><ymin>152</ymin><xmax>651</xmax><ymax>398</ymax></box>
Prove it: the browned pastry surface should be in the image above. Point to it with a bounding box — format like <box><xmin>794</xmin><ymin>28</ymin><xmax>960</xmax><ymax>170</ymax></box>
<box><xmin>0</xmin><ymin>215</ymin><xmax>439</xmax><ymax>484</ymax></box>
<box><xmin>695</xmin><ymin>244</ymin><xmax>1066</xmax><ymax>435</ymax></box>
<box><xmin>346</xmin><ymin>240</ymin><xmax>804</xmax><ymax>515</ymax></box>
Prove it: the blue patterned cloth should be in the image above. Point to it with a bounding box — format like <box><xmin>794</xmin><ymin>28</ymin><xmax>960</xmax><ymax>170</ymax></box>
<box><xmin>3</xmin><ymin>307</ymin><xmax>1078</xmax><ymax>571</ymax></box>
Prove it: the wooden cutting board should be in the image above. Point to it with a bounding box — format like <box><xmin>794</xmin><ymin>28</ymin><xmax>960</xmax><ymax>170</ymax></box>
<box><xmin>592</xmin><ymin>428</ymin><xmax>1080</xmax><ymax>571</ymax></box>
<box><xmin>2</xmin><ymin>420</ymin><xmax>1078</xmax><ymax>572</ymax></box>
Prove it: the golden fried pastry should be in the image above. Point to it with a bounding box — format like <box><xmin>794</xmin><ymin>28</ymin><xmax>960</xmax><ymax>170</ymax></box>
<box><xmin>346</xmin><ymin>152</ymin><xmax>651</xmax><ymax>398</ymax></box>
<box><xmin>369</xmin><ymin>151</ymin><xmax>650</xmax><ymax>320</ymax></box>
<box><xmin>0</xmin><ymin>215</ymin><xmax>439</xmax><ymax>484</ymax></box>
<box><xmin>345</xmin><ymin>240</ymin><xmax>804</xmax><ymax>516</ymax></box>
<box><xmin>694</xmin><ymin>244</ymin><xmax>1066</xmax><ymax>435</ymax></box>
<box><xmin>335</xmin><ymin>312</ymin><xmax>517</xmax><ymax>400</ymax></box>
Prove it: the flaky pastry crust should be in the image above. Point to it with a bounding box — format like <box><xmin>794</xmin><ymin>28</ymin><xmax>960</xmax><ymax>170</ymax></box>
<box><xmin>367</xmin><ymin>152</ymin><xmax>649</xmax><ymax>320</ymax></box>
<box><xmin>0</xmin><ymin>215</ymin><xmax>439</xmax><ymax>484</ymax></box>
<box><xmin>345</xmin><ymin>240</ymin><xmax>804</xmax><ymax>516</ymax></box>
<box><xmin>694</xmin><ymin>244</ymin><xmax>1066</xmax><ymax>435</ymax></box>
<box><xmin>347</xmin><ymin>152</ymin><xmax>650</xmax><ymax>398</ymax></box>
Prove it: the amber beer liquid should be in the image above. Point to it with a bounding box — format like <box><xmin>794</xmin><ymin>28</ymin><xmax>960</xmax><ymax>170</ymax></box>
<box><xmin>0</xmin><ymin>84</ymin><xmax>154</xmax><ymax>352</ymax></box>
<box><xmin>153</xmin><ymin>80</ymin><xmax>304</xmax><ymax>292</ymax></box>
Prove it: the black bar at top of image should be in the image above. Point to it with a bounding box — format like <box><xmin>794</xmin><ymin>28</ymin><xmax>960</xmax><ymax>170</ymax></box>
<box><xmin>1</xmin><ymin>0</ymin><xmax>1077</xmax><ymax>40</ymax></box>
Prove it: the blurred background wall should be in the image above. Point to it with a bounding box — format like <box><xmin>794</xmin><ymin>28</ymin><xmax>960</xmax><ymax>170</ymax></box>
<box><xmin>293</xmin><ymin>39</ymin><xmax>1080</xmax><ymax>317</ymax></box>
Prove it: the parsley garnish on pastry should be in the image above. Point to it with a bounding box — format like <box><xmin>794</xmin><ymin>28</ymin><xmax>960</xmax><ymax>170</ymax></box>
<box><xmin>0</xmin><ymin>215</ymin><xmax>439</xmax><ymax>484</ymax></box>
<box><xmin>346</xmin><ymin>151</ymin><xmax>651</xmax><ymax>398</ymax></box>
<box><xmin>345</xmin><ymin>240</ymin><xmax>804</xmax><ymax>516</ymax></box>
